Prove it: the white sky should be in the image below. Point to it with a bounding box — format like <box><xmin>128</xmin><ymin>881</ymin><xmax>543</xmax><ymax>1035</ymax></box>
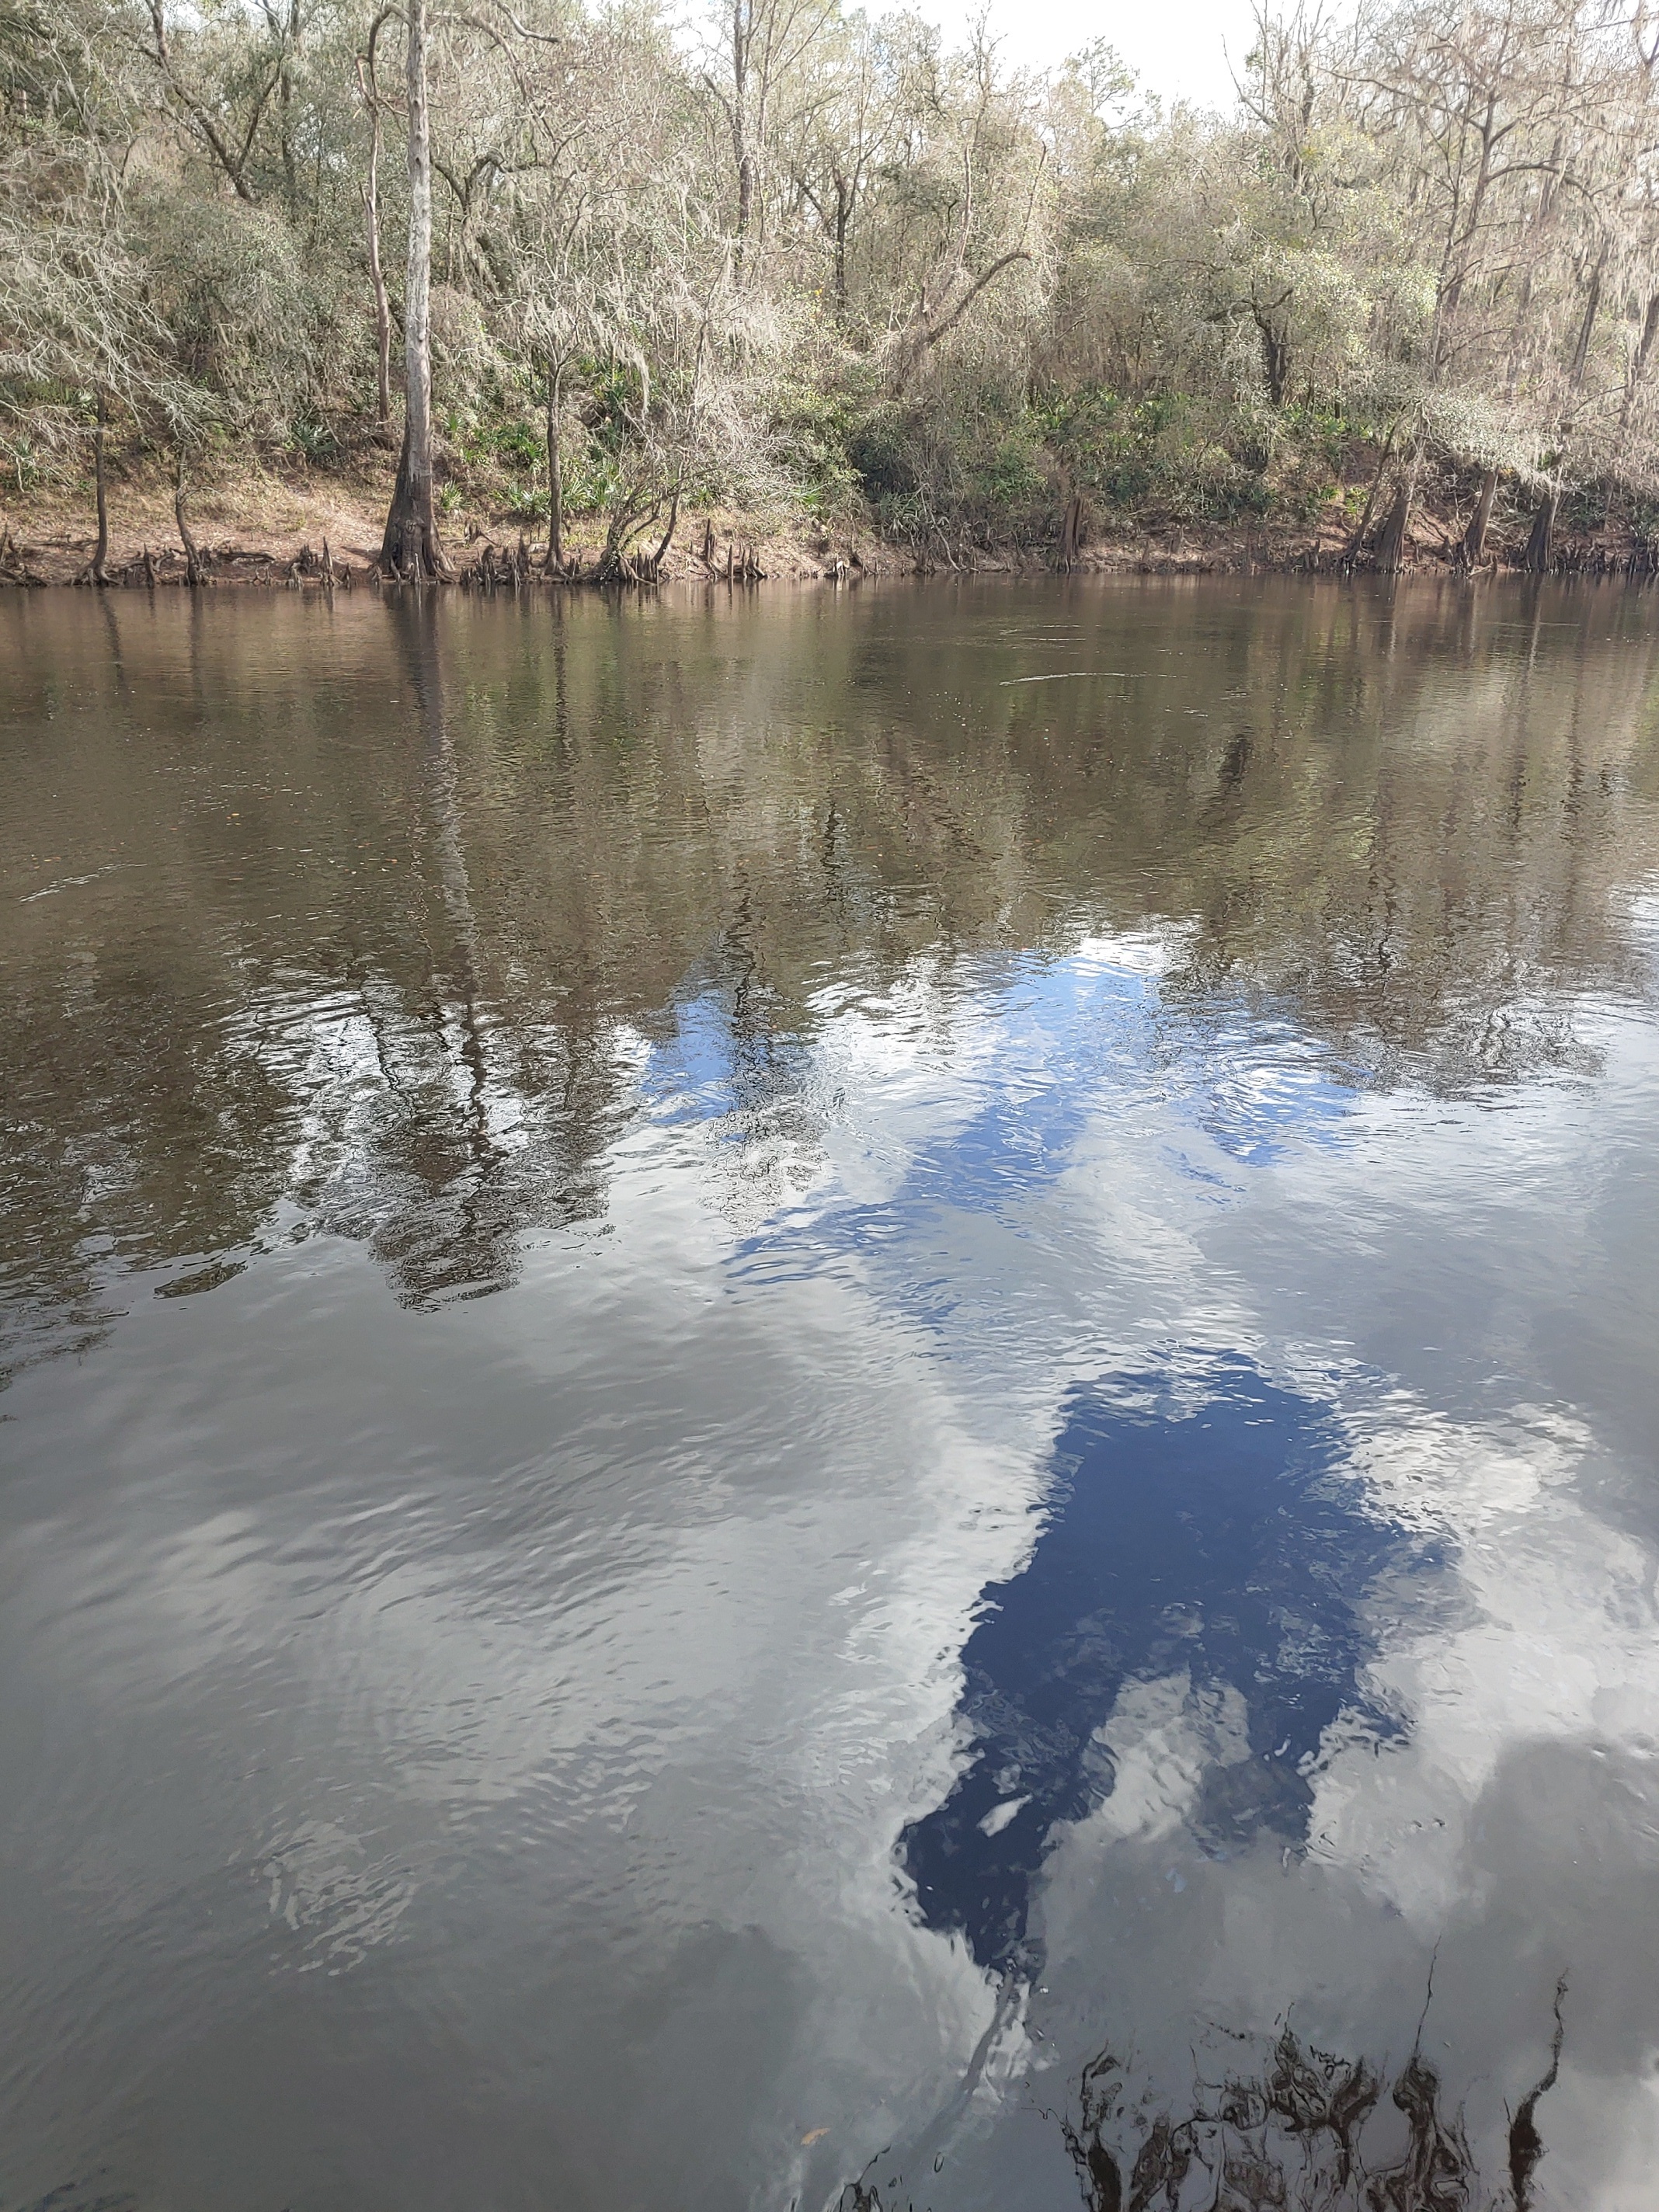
<box><xmin>911</xmin><ymin>0</ymin><xmax>1259</xmax><ymax>110</ymax></box>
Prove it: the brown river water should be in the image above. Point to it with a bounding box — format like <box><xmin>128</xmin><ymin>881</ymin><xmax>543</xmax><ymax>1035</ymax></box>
<box><xmin>2</xmin><ymin>578</ymin><xmax>1658</xmax><ymax>2211</ymax></box>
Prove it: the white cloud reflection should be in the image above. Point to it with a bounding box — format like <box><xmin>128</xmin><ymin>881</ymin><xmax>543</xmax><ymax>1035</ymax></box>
<box><xmin>4</xmin><ymin>929</ymin><xmax>1658</xmax><ymax>2210</ymax></box>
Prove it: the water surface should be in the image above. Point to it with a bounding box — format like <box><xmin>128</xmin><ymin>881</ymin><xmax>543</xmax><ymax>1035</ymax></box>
<box><xmin>3</xmin><ymin>579</ymin><xmax>1658</xmax><ymax>2211</ymax></box>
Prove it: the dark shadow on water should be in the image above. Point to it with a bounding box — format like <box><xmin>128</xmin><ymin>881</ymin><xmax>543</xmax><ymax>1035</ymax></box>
<box><xmin>900</xmin><ymin>1357</ymin><xmax>1442</xmax><ymax>1974</ymax></box>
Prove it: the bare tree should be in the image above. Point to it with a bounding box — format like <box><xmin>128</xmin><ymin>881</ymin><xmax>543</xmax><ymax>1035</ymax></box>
<box><xmin>705</xmin><ymin>0</ymin><xmax>836</xmax><ymax>266</ymax></box>
<box><xmin>786</xmin><ymin>11</ymin><xmax>892</xmax><ymax>319</ymax></box>
<box><xmin>10</xmin><ymin>0</ymin><xmax>1659</xmax><ymax>577</ymax></box>
<box><xmin>881</xmin><ymin>25</ymin><xmax>1049</xmax><ymax>394</ymax></box>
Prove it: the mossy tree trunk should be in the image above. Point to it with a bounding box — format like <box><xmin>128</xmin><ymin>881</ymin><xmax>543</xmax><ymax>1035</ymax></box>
<box><xmin>1057</xmin><ymin>492</ymin><xmax>1083</xmax><ymax>570</ymax></box>
<box><xmin>360</xmin><ymin>43</ymin><xmax>393</xmax><ymax>432</ymax></box>
<box><xmin>1342</xmin><ymin>418</ymin><xmax>1400</xmax><ymax>564</ymax></box>
<box><xmin>174</xmin><ymin>452</ymin><xmax>203</xmax><ymax>585</ymax></box>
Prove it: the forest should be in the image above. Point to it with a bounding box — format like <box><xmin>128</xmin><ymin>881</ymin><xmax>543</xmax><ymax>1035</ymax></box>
<box><xmin>6</xmin><ymin>0</ymin><xmax>1659</xmax><ymax>577</ymax></box>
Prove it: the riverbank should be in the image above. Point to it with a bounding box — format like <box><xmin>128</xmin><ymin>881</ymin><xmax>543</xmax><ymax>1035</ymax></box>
<box><xmin>0</xmin><ymin>464</ymin><xmax>903</xmax><ymax>589</ymax></box>
<box><xmin>2</xmin><ymin>459</ymin><xmax>1653</xmax><ymax>589</ymax></box>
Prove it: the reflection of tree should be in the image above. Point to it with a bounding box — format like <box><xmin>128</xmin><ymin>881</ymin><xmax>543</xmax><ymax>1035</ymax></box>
<box><xmin>2</xmin><ymin>923</ymin><xmax>305</xmax><ymax>1376</ymax></box>
<box><xmin>300</xmin><ymin>597</ymin><xmax>639</xmax><ymax>1308</ymax></box>
<box><xmin>852</xmin><ymin>1990</ymin><xmax>1569</xmax><ymax>2212</ymax></box>
<box><xmin>696</xmin><ymin>880</ymin><xmax>825</xmax><ymax>1231</ymax></box>
<box><xmin>341</xmin><ymin>596</ymin><xmax>521</xmax><ymax>1306</ymax></box>
<box><xmin>1053</xmin><ymin>2027</ymin><xmax>1482</xmax><ymax>2212</ymax></box>
<box><xmin>3</xmin><ymin>582</ymin><xmax>1658</xmax><ymax>1372</ymax></box>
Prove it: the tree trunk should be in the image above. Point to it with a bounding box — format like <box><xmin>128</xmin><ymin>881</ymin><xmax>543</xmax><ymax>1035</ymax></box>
<box><xmin>1374</xmin><ymin>480</ymin><xmax>1410</xmax><ymax>573</ymax></box>
<box><xmin>278</xmin><ymin>0</ymin><xmax>300</xmax><ymax>217</ymax></box>
<box><xmin>174</xmin><ymin>453</ymin><xmax>203</xmax><ymax>586</ymax></box>
<box><xmin>91</xmin><ymin>392</ymin><xmax>110</xmax><ymax>586</ymax></box>
<box><xmin>280</xmin><ymin>71</ymin><xmax>297</xmax><ymax>216</ymax></box>
<box><xmin>730</xmin><ymin>0</ymin><xmax>751</xmax><ymax>267</ymax></box>
<box><xmin>1623</xmin><ymin>292</ymin><xmax>1659</xmax><ymax>425</ymax></box>
<box><xmin>1524</xmin><ymin>488</ymin><xmax>1557</xmax><ymax>575</ymax></box>
<box><xmin>363</xmin><ymin>98</ymin><xmax>392</xmax><ymax>429</ymax></box>
<box><xmin>1057</xmin><ymin>493</ymin><xmax>1083</xmax><ymax>570</ymax></box>
<box><xmin>1640</xmin><ymin>292</ymin><xmax>1659</xmax><ymax>379</ymax></box>
<box><xmin>886</xmin><ymin>252</ymin><xmax>1031</xmax><ymax>398</ymax></box>
<box><xmin>1432</xmin><ymin>102</ymin><xmax>1498</xmax><ymax>374</ymax></box>
<box><xmin>544</xmin><ymin>358</ymin><xmax>564</xmax><ymax>574</ymax></box>
<box><xmin>1570</xmin><ymin>248</ymin><xmax>1605</xmax><ymax>393</ymax></box>
<box><xmin>1342</xmin><ymin>420</ymin><xmax>1399</xmax><ymax>563</ymax></box>
<box><xmin>381</xmin><ymin>0</ymin><xmax>450</xmax><ymax>579</ymax></box>
<box><xmin>652</xmin><ymin>486</ymin><xmax>680</xmax><ymax>571</ymax></box>
<box><xmin>1256</xmin><ymin>315</ymin><xmax>1288</xmax><ymax>408</ymax></box>
<box><xmin>1460</xmin><ymin>468</ymin><xmax>1497</xmax><ymax>565</ymax></box>
<box><xmin>833</xmin><ymin>181</ymin><xmax>850</xmax><ymax>318</ymax></box>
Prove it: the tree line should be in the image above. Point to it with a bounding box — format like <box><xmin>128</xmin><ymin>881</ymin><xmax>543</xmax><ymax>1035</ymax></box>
<box><xmin>6</xmin><ymin>0</ymin><xmax>1659</xmax><ymax>576</ymax></box>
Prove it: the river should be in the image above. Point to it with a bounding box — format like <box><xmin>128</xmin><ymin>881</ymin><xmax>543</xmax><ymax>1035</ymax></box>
<box><xmin>2</xmin><ymin>578</ymin><xmax>1657</xmax><ymax>2212</ymax></box>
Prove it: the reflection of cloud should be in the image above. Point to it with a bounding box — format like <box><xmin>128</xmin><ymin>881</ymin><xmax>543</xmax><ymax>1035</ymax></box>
<box><xmin>638</xmin><ymin>986</ymin><xmax>830</xmax><ymax>1236</ymax></box>
<box><xmin>6</xmin><ymin>823</ymin><xmax>1659</xmax><ymax>2212</ymax></box>
<box><xmin>1084</xmin><ymin>1673</ymin><xmax>1252</xmax><ymax>1845</ymax></box>
<box><xmin>1309</xmin><ymin>1398</ymin><xmax>1659</xmax><ymax>1932</ymax></box>
<box><xmin>899</xmin><ymin>1357</ymin><xmax>1436</xmax><ymax>1971</ymax></box>
<box><xmin>1</xmin><ymin>1170</ymin><xmax>1029</xmax><ymax>2203</ymax></box>
<box><xmin>784</xmin><ymin>957</ymin><xmax>1659</xmax><ymax>2204</ymax></box>
<box><xmin>720</xmin><ymin>933</ymin><xmax>1363</xmax><ymax>1355</ymax></box>
<box><xmin>876</xmin><ymin>1394</ymin><xmax>1659</xmax><ymax>2212</ymax></box>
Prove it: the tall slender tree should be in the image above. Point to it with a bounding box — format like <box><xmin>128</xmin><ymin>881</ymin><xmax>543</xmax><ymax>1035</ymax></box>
<box><xmin>381</xmin><ymin>0</ymin><xmax>450</xmax><ymax>576</ymax></box>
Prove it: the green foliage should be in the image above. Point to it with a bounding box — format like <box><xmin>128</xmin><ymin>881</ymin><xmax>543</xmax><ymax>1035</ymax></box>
<box><xmin>582</xmin><ymin>360</ymin><xmax>646</xmax><ymax>458</ymax></box>
<box><xmin>844</xmin><ymin>404</ymin><xmax>918</xmax><ymax>505</ymax></box>
<box><xmin>1028</xmin><ymin>384</ymin><xmax>1282</xmax><ymax>526</ymax></box>
<box><xmin>488</xmin><ymin>418</ymin><xmax>543</xmax><ymax>470</ymax></box>
<box><xmin>978</xmin><ymin>430</ymin><xmax>1046</xmax><ymax>506</ymax></box>
<box><xmin>1559</xmin><ymin>477</ymin><xmax>1612</xmax><ymax>533</ymax></box>
<box><xmin>767</xmin><ymin>381</ymin><xmax>864</xmax><ymax>518</ymax></box>
<box><xmin>289</xmin><ymin>413</ymin><xmax>339</xmax><ymax>464</ymax></box>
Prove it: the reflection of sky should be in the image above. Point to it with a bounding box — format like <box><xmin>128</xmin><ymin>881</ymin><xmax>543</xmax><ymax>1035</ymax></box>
<box><xmin>645</xmin><ymin>937</ymin><xmax>1358</xmax><ymax>1250</ymax></box>
<box><xmin>638</xmin><ymin>983</ymin><xmax>815</xmax><ymax>1132</ymax></box>
<box><xmin>631</xmin><ymin>911</ymin><xmax>1659</xmax><ymax>2212</ymax></box>
<box><xmin>900</xmin><ymin>1355</ymin><xmax>1438</xmax><ymax>1972</ymax></box>
<box><xmin>11</xmin><ymin>603</ymin><xmax>1659</xmax><ymax>2212</ymax></box>
<box><xmin>10</xmin><ymin>919</ymin><xmax>1659</xmax><ymax>2211</ymax></box>
<box><xmin>639</xmin><ymin>937</ymin><xmax>1425</xmax><ymax>1978</ymax></box>
<box><xmin>629</xmin><ymin>929</ymin><xmax>1659</xmax><ymax>2207</ymax></box>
